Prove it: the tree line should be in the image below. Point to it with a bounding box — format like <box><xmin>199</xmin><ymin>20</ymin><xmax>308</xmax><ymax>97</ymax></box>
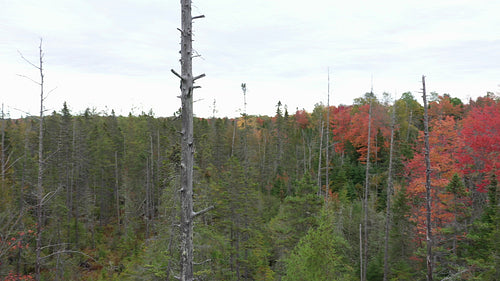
<box><xmin>0</xmin><ymin>90</ymin><xmax>499</xmax><ymax>280</ymax></box>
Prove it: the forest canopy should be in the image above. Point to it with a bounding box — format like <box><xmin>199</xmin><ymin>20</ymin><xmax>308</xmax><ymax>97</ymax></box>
<box><xmin>0</xmin><ymin>92</ymin><xmax>499</xmax><ymax>280</ymax></box>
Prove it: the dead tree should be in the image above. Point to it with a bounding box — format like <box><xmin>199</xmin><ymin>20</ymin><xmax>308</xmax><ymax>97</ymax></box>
<box><xmin>317</xmin><ymin>120</ymin><xmax>323</xmax><ymax>195</ymax></box>
<box><xmin>1</xmin><ymin>104</ymin><xmax>5</xmax><ymax>189</ymax></box>
<box><xmin>18</xmin><ymin>38</ymin><xmax>46</xmax><ymax>281</ymax></box>
<box><xmin>422</xmin><ymin>75</ymin><xmax>433</xmax><ymax>281</ymax></box>
<box><xmin>171</xmin><ymin>1</ymin><xmax>212</xmax><ymax>280</ymax></box>
<box><xmin>325</xmin><ymin>69</ymin><xmax>330</xmax><ymax>201</ymax></box>
<box><xmin>362</xmin><ymin>96</ymin><xmax>373</xmax><ymax>281</ymax></box>
<box><xmin>35</xmin><ymin>39</ymin><xmax>44</xmax><ymax>281</ymax></box>
<box><xmin>383</xmin><ymin>99</ymin><xmax>396</xmax><ymax>281</ymax></box>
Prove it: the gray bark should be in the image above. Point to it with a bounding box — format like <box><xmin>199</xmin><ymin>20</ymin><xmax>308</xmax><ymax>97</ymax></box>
<box><xmin>362</xmin><ymin>100</ymin><xmax>372</xmax><ymax>281</ymax></box>
<box><xmin>422</xmin><ymin>75</ymin><xmax>433</xmax><ymax>281</ymax></box>
<box><xmin>383</xmin><ymin>101</ymin><xmax>396</xmax><ymax>281</ymax></box>
<box><xmin>325</xmin><ymin>70</ymin><xmax>330</xmax><ymax>200</ymax></box>
<box><xmin>172</xmin><ymin>1</ymin><xmax>208</xmax><ymax>280</ymax></box>
<box><xmin>35</xmin><ymin>38</ymin><xmax>45</xmax><ymax>281</ymax></box>
<box><xmin>317</xmin><ymin>120</ymin><xmax>323</xmax><ymax>196</ymax></box>
<box><xmin>1</xmin><ymin>104</ymin><xmax>5</xmax><ymax>186</ymax></box>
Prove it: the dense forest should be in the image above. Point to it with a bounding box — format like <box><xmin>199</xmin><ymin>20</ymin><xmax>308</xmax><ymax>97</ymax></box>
<box><xmin>0</xmin><ymin>91</ymin><xmax>499</xmax><ymax>280</ymax></box>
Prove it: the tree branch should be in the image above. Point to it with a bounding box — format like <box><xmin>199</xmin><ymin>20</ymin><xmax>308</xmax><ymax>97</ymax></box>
<box><xmin>171</xmin><ymin>69</ymin><xmax>183</xmax><ymax>80</ymax></box>
<box><xmin>41</xmin><ymin>184</ymin><xmax>62</xmax><ymax>205</ymax></box>
<box><xmin>193</xmin><ymin>259</ymin><xmax>211</xmax><ymax>265</ymax></box>
<box><xmin>16</xmin><ymin>74</ymin><xmax>41</xmax><ymax>86</ymax></box>
<box><xmin>17</xmin><ymin>50</ymin><xmax>40</xmax><ymax>70</ymax></box>
<box><xmin>40</xmin><ymin>250</ymin><xmax>98</xmax><ymax>262</ymax></box>
<box><xmin>192</xmin><ymin>205</ymin><xmax>214</xmax><ymax>218</ymax></box>
<box><xmin>193</xmin><ymin>73</ymin><xmax>205</xmax><ymax>81</ymax></box>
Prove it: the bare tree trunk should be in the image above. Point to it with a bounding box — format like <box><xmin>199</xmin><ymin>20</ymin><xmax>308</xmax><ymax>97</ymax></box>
<box><xmin>171</xmin><ymin>1</ymin><xmax>210</xmax><ymax>280</ymax></box>
<box><xmin>383</xmin><ymin>100</ymin><xmax>396</xmax><ymax>281</ymax></box>
<box><xmin>178</xmin><ymin>2</ymin><xmax>195</xmax><ymax>278</ymax></box>
<box><xmin>35</xmin><ymin>38</ymin><xmax>45</xmax><ymax>281</ymax></box>
<box><xmin>359</xmin><ymin>223</ymin><xmax>363</xmax><ymax>281</ymax></box>
<box><xmin>317</xmin><ymin>120</ymin><xmax>323</xmax><ymax>196</ymax></box>
<box><xmin>406</xmin><ymin>109</ymin><xmax>413</xmax><ymax>142</ymax></box>
<box><xmin>115</xmin><ymin>151</ymin><xmax>120</xmax><ymax>229</ymax></box>
<box><xmin>1</xmin><ymin>104</ymin><xmax>5</xmax><ymax>186</ymax></box>
<box><xmin>231</xmin><ymin>118</ymin><xmax>237</xmax><ymax>157</ymax></box>
<box><xmin>17</xmin><ymin>39</ymin><xmax>46</xmax><ymax>280</ymax></box>
<box><xmin>325</xmin><ymin>69</ymin><xmax>330</xmax><ymax>200</ymax></box>
<box><xmin>73</xmin><ymin>121</ymin><xmax>80</xmax><ymax>249</ymax></box>
<box><xmin>362</xmin><ymin>100</ymin><xmax>372</xmax><ymax>281</ymax></box>
<box><xmin>146</xmin><ymin>155</ymin><xmax>151</xmax><ymax>240</ymax></box>
<box><xmin>422</xmin><ymin>75</ymin><xmax>433</xmax><ymax>281</ymax></box>
<box><xmin>302</xmin><ymin>132</ymin><xmax>307</xmax><ymax>174</ymax></box>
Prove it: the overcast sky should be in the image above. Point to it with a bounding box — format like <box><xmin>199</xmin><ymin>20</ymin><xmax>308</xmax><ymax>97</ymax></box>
<box><xmin>1</xmin><ymin>0</ymin><xmax>499</xmax><ymax>118</ymax></box>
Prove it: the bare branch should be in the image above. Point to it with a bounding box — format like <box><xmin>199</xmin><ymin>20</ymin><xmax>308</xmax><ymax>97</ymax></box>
<box><xmin>17</xmin><ymin>50</ymin><xmax>40</xmax><ymax>70</ymax></box>
<box><xmin>41</xmin><ymin>184</ymin><xmax>62</xmax><ymax>205</ymax></box>
<box><xmin>8</xmin><ymin>106</ymin><xmax>32</xmax><ymax>116</ymax></box>
<box><xmin>193</xmin><ymin>73</ymin><xmax>205</xmax><ymax>81</ymax></box>
<box><xmin>44</xmin><ymin>86</ymin><xmax>58</xmax><ymax>101</ymax></box>
<box><xmin>40</xmin><ymin>250</ymin><xmax>98</xmax><ymax>262</ymax></box>
<box><xmin>17</xmin><ymin>74</ymin><xmax>41</xmax><ymax>86</ymax></box>
<box><xmin>40</xmin><ymin>243</ymin><xmax>70</xmax><ymax>250</ymax></box>
<box><xmin>191</xmin><ymin>205</ymin><xmax>214</xmax><ymax>218</ymax></box>
<box><xmin>441</xmin><ymin>269</ymin><xmax>468</xmax><ymax>281</ymax></box>
<box><xmin>4</xmin><ymin>154</ymin><xmax>23</xmax><ymax>171</ymax></box>
<box><xmin>192</xmin><ymin>49</ymin><xmax>205</xmax><ymax>60</ymax></box>
<box><xmin>0</xmin><ymin>209</ymin><xmax>25</xmax><ymax>258</ymax></box>
<box><xmin>193</xmin><ymin>259</ymin><xmax>211</xmax><ymax>265</ymax></box>
<box><xmin>171</xmin><ymin>69</ymin><xmax>183</xmax><ymax>80</ymax></box>
<box><xmin>192</xmin><ymin>15</ymin><xmax>205</xmax><ymax>20</ymax></box>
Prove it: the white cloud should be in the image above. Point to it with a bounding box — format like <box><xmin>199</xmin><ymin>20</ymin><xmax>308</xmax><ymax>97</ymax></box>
<box><xmin>1</xmin><ymin>0</ymin><xmax>499</xmax><ymax>118</ymax></box>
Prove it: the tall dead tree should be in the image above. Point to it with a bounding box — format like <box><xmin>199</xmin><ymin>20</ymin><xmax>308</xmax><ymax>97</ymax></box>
<box><xmin>1</xmin><ymin>104</ymin><xmax>5</xmax><ymax>190</ymax></box>
<box><xmin>35</xmin><ymin>40</ymin><xmax>45</xmax><ymax>281</ymax></box>
<box><xmin>18</xmin><ymin>38</ymin><xmax>46</xmax><ymax>281</ymax></box>
<box><xmin>317</xmin><ymin>120</ymin><xmax>323</xmax><ymax>195</ymax></box>
<box><xmin>422</xmin><ymin>75</ymin><xmax>433</xmax><ymax>281</ymax></box>
<box><xmin>362</xmin><ymin>96</ymin><xmax>373</xmax><ymax>281</ymax></box>
<box><xmin>17</xmin><ymin>38</ymin><xmax>47</xmax><ymax>281</ymax></box>
<box><xmin>325</xmin><ymin>69</ymin><xmax>330</xmax><ymax>201</ymax></box>
<box><xmin>171</xmin><ymin>1</ymin><xmax>211</xmax><ymax>280</ymax></box>
<box><xmin>383</xmin><ymin>99</ymin><xmax>396</xmax><ymax>281</ymax></box>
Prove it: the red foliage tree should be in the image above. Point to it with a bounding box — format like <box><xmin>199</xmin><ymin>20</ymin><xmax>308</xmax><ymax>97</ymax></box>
<box><xmin>294</xmin><ymin>109</ymin><xmax>310</xmax><ymax>129</ymax></box>
<box><xmin>343</xmin><ymin>103</ymin><xmax>390</xmax><ymax>162</ymax></box>
<box><xmin>457</xmin><ymin>100</ymin><xmax>500</xmax><ymax>192</ymax></box>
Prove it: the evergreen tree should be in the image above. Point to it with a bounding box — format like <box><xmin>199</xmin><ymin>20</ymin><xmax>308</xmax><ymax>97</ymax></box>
<box><xmin>283</xmin><ymin>206</ymin><xmax>356</xmax><ymax>281</ymax></box>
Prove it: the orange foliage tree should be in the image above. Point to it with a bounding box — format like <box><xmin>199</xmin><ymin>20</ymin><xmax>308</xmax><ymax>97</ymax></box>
<box><xmin>330</xmin><ymin>105</ymin><xmax>352</xmax><ymax>155</ymax></box>
<box><xmin>428</xmin><ymin>94</ymin><xmax>464</xmax><ymax>120</ymax></box>
<box><xmin>405</xmin><ymin>116</ymin><xmax>464</xmax><ymax>242</ymax></box>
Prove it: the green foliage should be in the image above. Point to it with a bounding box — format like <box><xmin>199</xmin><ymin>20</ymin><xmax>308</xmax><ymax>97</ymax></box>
<box><xmin>268</xmin><ymin>193</ymin><xmax>322</xmax><ymax>274</ymax></box>
<box><xmin>463</xmin><ymin>175</ymin><xmax>500</xmax><ymax>279</ymax></box>
<box><xmin>0</xmin><ymin>93</ymin><xmax>498</xmax><ymax>279</ymax></box>
<box><xmin>283</xmin><ymin>207</ymin><xmax>356</xmax><ymax>281</ymax></box>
